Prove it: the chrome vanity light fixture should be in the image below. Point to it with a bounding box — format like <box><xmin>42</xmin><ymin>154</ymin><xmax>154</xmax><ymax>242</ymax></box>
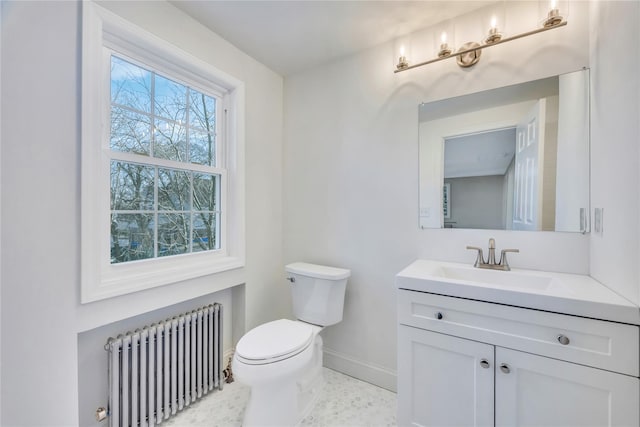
<box><xmin>395</xmin><ymin>0</ymin><xmax>567</xmax><ymax>73</ymax></box>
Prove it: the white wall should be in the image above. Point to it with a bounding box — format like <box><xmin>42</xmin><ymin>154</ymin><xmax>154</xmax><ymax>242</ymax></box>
<box><xmin>0</xmin><ymin>1</ymin><xmax>285</xmax><ymax>425</ymax></box>
<box><xmin>0</xmin><ymin>1</ymin><xmax>3</xmax><ymax>422</ymax></box>
<box><xmin>445</xmin><ymin>176</ymin><xmax>506</xmax><ymax>229</ymax></box>
<box><xmin>589</xmin><ymin>1</ymin><xmax>640</xmax><ymax>305</ymax></box>
<box><xmin>556</xmin><ymin>72</ymin><xmax>589</xmax><ymax>232</ymax></box>
<box><xmin>284</xmin><ymin>1</ymin><xmax>591</xmax><ymax>390</ymax></box>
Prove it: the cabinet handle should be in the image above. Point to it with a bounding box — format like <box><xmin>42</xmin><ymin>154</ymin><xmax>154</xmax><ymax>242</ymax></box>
<box><xmin>480</xmin><ymin>359</ymin><xmax>491</xmax><ymax>369</ymax></box>
<box><xmin>557</xmin><ymin>334</ymin><xmax>570</xmax><ymax>345</ymax></box>
<box><xmin>435</xmin><ymin>312</ymin><xmax>444</xmax><ymax>320</ymax></box>
<box><xmin>500</xmin><ymin>363</ymin><xmax>511</xmax><ymax>374</ymax></box>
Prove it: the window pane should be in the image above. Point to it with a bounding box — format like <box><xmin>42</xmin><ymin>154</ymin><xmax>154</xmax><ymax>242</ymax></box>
<box><xmin>158</xmin><ymin>213</ymin><xmax>189</xmax><ymax>257</ymax></box>
<box><xmin>111</xmin><ymin>213</ymin><xmax>154</xmax><ymax>263</ymax></box>
<box><xmin>110</xmin><ymin>106</ymin><xmax>151</xmax><ymax>155</ymax></box>
<box><xmin>193</xmin><ymin>173</ymin><xmax>217</xmax><ymax>211</ymax></box>
<box><xmin>189</xmin><ymin>129</ymin><xmax>216</xmax><ymax>166</ymax></box>
<box><xmin>110</xmin><ymin>161</ymin><xmax>155</xmax><ymax>211</ymax></box>
<box><xmin>189</xmin><ymin>89</ymin><xmax>215</xmax><ymax>130</ymax></box>
<box><xmin>193</xmin><ymin>213</ymin><xmax>218</xmax><ymax>252</ymax></box>
<box><xmin>189</xmin><ymin>89</ymin><xmax>216</xmax><ymax>166</ymax></box>
<box><xmin>111</xmin><ymin>56</ymin><xmax>151</xmax><ymax>113</ymax></box>
<box><xmin>155</xmin><ymin>74</ymin><xmax>187</xmax><ymax>123</ymax></box>
<box><xmin>154</xmin><ymin>119</ymin><xmax>186</xmax><ymax>161</ymax></box>
<box><xmin>158</xmin><ymin>168</ymin><xmax>190</xmax><ymax>211</ymax></box>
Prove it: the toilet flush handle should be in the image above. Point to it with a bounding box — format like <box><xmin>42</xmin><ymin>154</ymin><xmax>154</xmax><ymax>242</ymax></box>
<box><xmin>286</xmin><ymin>277</ymin><xmax>295</xmax><ymax>283</ymax></box>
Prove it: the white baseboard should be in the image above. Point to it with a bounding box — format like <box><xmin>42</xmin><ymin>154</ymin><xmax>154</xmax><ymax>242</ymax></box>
<box><xmin>322</xmin><ymin>347</ymin><xmax>397</xmax><ymax>393</ymax></box>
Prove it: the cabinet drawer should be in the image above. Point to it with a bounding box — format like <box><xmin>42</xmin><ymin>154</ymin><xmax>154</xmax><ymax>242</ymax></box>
<box><xmin>398</xmin><ymin>290</ymin><xmax>640</xmax><ymax>377</ymax></box>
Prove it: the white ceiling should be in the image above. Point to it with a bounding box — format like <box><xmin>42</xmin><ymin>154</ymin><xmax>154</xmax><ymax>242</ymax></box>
<box><xmin>444</xmin><ymin>128</ymin><xmax>517</xmax><ymax>179</ymax></box>
<box><xmin>170</xmin><ymin>1</ymin><xmax>494</xmax><ymax>76</ymax></box>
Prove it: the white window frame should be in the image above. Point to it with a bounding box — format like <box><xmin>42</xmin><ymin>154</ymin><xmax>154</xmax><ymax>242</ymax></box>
<box><xmin>81</xmin><ymin>3</ymin><xmax>245</xmax><ymax>303</ymax></box>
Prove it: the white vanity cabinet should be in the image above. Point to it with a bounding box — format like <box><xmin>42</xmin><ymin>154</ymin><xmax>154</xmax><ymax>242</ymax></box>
<box><xmin>398</xmin><ymin>326</ymin><xmax>494</xmax><ymax>426</ymax></box>
<box><xmin>397</xmin><ymin>290</ymin><xmax>640</xmax><ymax>427</ymax></box>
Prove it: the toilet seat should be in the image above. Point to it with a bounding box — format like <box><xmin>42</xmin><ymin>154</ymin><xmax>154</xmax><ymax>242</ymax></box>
<box><xmin>235</xmin><ymin>319</ymin><xmax>314</xmax><ymax>365</ymax></box>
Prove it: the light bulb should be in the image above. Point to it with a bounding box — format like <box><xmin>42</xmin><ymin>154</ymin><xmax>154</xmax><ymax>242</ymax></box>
<box><xmin>438</xmin><ymin>32</ymin><xmax>452</xmax><ymax>57</ymax></box>
<box><xmin>396</xmin><ymin>45</ymin><xmax>409</xmax><ymax>70</ymax></box>
<box><xmin>544</xmin><ymin>0</ymin><xmax>562</xmax><ymax>27</ymax></box>
<box><xmin>485</xmin><ymin>14</ymin><xmax>502</xmax><ymax>43</ymax></box>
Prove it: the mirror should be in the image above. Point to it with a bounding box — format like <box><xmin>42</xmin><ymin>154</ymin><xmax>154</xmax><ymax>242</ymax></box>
<box><xmin>419</xmin><ymin>69</ymin><xmax>590</xmax><ymax>232</ymax></box>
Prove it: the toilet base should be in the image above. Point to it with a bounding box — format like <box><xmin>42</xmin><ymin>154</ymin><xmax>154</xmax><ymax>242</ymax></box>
<box><xmin>243</xmin><ymin>379</ymin><xmax>299</xmax><ymax>426</ymax></box>
<box><xmin>237</xmin><ymin>335</ymin><xmax>325</xmax><ymax>427</ymax></box>
<box><xmin>297</xmin><ymin>335</ymin><xmax>324</xmax><ymax>421</ymax></box>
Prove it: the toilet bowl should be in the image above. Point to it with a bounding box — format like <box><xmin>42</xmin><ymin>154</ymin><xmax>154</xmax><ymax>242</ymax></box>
<box><xmin>233</xmin><ymin>319</ymin><xmax>323</xmax><ymax>426</ymax></box>
<box><xmin>232</xmin><ymin>262</ymin><xmax>350</xmax><ymax>427</ymax></box>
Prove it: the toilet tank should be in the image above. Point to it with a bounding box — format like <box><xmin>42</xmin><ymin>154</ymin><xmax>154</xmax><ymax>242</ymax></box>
<box><xmin>286</xmin><ymin>262</ymin><xmax>350</xmax><ymax>326</ymax></box>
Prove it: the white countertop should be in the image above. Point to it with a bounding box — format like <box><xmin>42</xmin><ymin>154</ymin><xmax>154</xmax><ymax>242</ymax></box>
<box><xmin>396</xmin><ymin>259</ymin><xmax>640</xmax><ymax>325</ymax></box>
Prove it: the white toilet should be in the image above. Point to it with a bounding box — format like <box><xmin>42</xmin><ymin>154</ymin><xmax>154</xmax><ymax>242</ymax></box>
<box><xmin>232</xmin><ymin>262</ymin><xmax>350</xmax><ymax>426</ymax></box>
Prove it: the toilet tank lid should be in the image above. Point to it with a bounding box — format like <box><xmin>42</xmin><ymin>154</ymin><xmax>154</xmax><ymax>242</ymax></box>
<box><xmin>285</xmin><ymin>262</ymin><xmax>351</xmax><ymax>280</ymax></box>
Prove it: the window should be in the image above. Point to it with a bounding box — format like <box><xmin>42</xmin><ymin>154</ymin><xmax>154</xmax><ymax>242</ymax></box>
<box><xmin>82</xmin><ymin>3</ymin><xmax>245</xmax><ymax>303</ymax></box>
<box><xmin>109</xmin><ymin>56</ymin><xmax>221</xmax><ymax>263</ymax></box>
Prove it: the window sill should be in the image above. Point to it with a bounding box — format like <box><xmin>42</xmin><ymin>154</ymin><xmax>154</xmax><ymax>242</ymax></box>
<box><xmin>76</xmin><ymin>261</ymin><xmax>245</xmax><ymax>332</ymax></box>
<box><xmin>82</xmin><ymin>253</ymin><xmax>244</xmax><ymax>304</ymax></box>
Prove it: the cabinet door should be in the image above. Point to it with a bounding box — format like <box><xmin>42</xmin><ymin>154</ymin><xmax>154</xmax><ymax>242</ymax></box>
<box><xmin>496</xmin><ymin>347</ymin><xmax>640</xmax><ymax>427</ymax></box>
<box><xmin>398</xmin><ymin>326</ymin><xmax>494</xmax><ymax>427</ymax></box>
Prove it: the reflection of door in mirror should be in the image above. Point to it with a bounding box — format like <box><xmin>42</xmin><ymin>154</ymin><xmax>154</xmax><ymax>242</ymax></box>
<box><xmin>513</xmin><ymin>100</ymin><xmax>546</xmax><ymax>231</ymax></box>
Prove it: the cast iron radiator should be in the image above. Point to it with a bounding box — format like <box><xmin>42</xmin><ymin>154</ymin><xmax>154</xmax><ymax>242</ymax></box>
<box><xmin>105</xmin><ymin>303</ymin><xmax>223</xmax><ymax>426</ymax></box>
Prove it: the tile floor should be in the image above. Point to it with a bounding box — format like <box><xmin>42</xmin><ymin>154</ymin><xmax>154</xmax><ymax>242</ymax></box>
<box><xmin>164</xmin><ymin>367</ymin><xmax>397</xmax><ymax>426</ymax></box>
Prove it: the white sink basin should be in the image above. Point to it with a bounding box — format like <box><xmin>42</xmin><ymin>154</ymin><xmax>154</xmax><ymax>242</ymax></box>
<box><xmin>438</xmin><ymin>265</ymin><xmax>561</xmax><ymax>292</ymax></box>
<box><xmin>396</xmin><ymin>259</ymin><xmax>640</xmax><ymax>324</ymax></box>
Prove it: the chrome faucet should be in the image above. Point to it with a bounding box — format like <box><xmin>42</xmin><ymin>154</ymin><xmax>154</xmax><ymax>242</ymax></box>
<box><xmin>466</xmin><ymin>238</ymin><xmax>519</xmax><ymax>271</ymax></box>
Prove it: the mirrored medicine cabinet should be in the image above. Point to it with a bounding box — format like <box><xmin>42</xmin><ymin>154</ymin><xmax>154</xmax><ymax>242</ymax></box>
<box><xmin>419</xmin><ymin>68</ymin><xmax>590</xmax><ymax>232</ymax></box>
